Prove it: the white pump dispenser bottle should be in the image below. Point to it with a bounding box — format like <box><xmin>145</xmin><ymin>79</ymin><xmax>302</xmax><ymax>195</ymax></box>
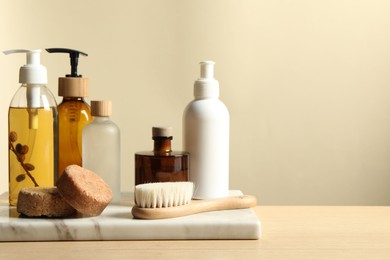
<box><xmin>183</xmin><ymin>61</ymin><xmax>230</xmax><ymax>199</ymax></box>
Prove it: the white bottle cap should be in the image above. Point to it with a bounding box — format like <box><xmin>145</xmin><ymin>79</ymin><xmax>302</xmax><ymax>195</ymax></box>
<box><xmin>194</xmin><ymin>61</ymin><xmax>219</xmax><ymax>99</ymax></box>
<box><xmin>3</xmin><ymin>49</ymin><xmax>47</xmax><ymax>84</ymax></box>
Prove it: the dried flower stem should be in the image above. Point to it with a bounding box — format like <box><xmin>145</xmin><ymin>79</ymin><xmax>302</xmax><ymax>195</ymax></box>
<box><xmin>9</xmin><ymin>141</ymin><xmax>39</xmax><ymax>187</ymax></box>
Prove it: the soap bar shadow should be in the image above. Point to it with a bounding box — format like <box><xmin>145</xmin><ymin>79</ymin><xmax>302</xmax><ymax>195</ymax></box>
<box><xmin>9</xmin><ymin>207</ymin><xmax>84</xmax><ymax>219</ymax></box>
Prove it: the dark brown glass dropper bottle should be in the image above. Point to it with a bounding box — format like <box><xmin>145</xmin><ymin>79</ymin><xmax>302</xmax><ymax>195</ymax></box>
<box><xmin>135</xmin><ymin>127</ymin><xmax>189</xmax><ymax>185</ymax></box>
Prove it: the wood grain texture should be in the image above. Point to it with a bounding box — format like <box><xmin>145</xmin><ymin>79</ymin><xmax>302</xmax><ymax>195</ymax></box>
<box><xmin>1</xmin><ymin>206</ymin><xmax>390</xmax><ymax>259</ymax></box>
<box><xmin>132</xmin><ymin>195</ymin><xmax>257</xmax><ymax>219</ymax></box>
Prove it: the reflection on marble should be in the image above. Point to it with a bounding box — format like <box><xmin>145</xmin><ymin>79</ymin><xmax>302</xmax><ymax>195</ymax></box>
<box><xmin>0</xmin><ymin>191</ymin><xmax>261</xmax><ymax>241</ymax></box>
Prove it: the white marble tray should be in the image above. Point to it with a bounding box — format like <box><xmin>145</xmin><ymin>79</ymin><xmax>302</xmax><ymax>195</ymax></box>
<box><xmin>0</xmin><ymin>190</ymin><xmax>261</xmax><ymax>241</ymax></box>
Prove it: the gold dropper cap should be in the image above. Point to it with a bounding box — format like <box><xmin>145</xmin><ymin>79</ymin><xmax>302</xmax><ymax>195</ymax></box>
<box><xmin>91</xmin><ymin>100</ymin><xmax>112</xmax><ymax>116</ymax></box>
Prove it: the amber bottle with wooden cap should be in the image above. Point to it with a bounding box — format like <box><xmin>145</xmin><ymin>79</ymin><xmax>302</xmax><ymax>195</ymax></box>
<box><xmin>46</xmin><ymin>48</ymin><xmax>92</xmax><ymax>179</ymax></box>
<box><xmin>135</xmin><ymin>127</ymin><xmax>189</xmax><ymax>185</ymax></box>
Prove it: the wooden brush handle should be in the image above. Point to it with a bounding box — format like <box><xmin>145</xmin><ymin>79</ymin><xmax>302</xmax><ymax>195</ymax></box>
<box><xmin>132</xmin><ymin>195</ymin><xmax>257</xmax><ymax>220</ymax></box>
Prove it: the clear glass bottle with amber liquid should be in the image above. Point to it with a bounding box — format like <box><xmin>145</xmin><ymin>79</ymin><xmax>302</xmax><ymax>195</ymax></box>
<box><xmin>4</xmin><ymin>49</ymin><xmax>58</xmax><ymax>206</ymax></box>
<box><xmin>135</xmin><ymin>127</ymin><xmax>189</xmax><ymax>185</ymax></box>
<box><xmin>46</xmin><ymin>48</ymin><xmax>91</xmax><ymax>178</ymax></box>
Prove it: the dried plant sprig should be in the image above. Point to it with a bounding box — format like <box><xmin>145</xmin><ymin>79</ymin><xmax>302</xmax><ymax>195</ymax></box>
<box><xmin>8</xmin><ymin>131</ymin><xmax>39</xmax><ymax>187</ymax></box>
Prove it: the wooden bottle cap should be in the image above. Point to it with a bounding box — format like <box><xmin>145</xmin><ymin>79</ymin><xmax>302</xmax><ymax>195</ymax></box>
<box><xmin>58</xmin><ymin>77</ymin><xmax>89</xmax><ymax>97</ymax></box>
<box><xmin>152</xmin><ymin>126</ymin><xmax>173</xmax><ymax>137</ymax></box>
<box><xmin>91</xmin><ymin>100</ymin><xmax>112</xmax><ymax>116</ymax></box>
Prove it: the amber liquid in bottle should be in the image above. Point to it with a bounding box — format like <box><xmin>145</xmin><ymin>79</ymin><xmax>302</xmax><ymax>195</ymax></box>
<box><xmin>58</xmin><ymin>97</ymin><xmax>91</xmax><ymax>178</ymax></box>
<box><xmin>8</xmin><ymin>107</ymin><xmax>57</xmax><ymax>206</ymax></box>
<box><xmin>135</xmin><ymin>128</ymin><xmax>189</xmax><ymax>185</ymax></box>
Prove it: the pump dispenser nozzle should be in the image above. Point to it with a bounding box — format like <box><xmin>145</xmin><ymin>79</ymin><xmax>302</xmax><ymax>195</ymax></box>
<box><xmin>3</xmin><ymin>49</ymin><xmax>49</xmax><ymax>129</ymax></box>
<box><xmin>200</xmin><ymin>61</ymin><xmax>215</xmax><ymax>79</ymax></box>
<box><xmin>3</xmin><ymin>49</ymin><xmax>47</xmax><ymax>85</ymax></box>
<box><xmin>46</xmin><ymin>48</ymin><xmax>89</xmax><ymax>98</ymax></box>
<box><xmin>194</xmin><ymin>60</ymin><xmax>219</xmax><ymax>99</ymax></box>
<box><xmin>46</xmin><ymin>48</ymin><xmax>87</xmax><ymax>77</ymax></box>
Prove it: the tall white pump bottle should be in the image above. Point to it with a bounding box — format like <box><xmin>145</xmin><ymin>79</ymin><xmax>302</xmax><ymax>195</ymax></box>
<box><xmin>183</xmin><ymin>61</ymin><xmax>230</xmax><ymax>199</ymax></box>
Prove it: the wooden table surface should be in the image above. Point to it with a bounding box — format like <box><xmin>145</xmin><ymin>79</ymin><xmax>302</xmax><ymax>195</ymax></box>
<box><xmin>1</xmin><ymin>206</ymin><xmax>390</xmax><ymax>259</ymax></box>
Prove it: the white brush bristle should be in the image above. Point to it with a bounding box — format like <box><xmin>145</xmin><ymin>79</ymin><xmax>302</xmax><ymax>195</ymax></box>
<box><xmin>135</xmin><ymin>182</ymin><xmax>194</xmax><ymax>208</ymax></box>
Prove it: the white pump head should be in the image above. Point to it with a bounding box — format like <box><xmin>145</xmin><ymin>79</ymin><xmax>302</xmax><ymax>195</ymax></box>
<box><xmin>200</xmin><ymin>61</ymin><xmax>215</xmax><ymax>79</ymax></box>
<box><xmin>194</xmin><ymin>60</ymin><xmax>219</xmax><ymax>99</ymax></box>
<box><xmin>3</xmin><ymin>49</ymin><xmax>47</xmax><ymax>84</ymax></box>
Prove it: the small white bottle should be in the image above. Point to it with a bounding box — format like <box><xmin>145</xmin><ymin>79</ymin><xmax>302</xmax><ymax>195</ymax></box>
<box><xmin>183</xmin><ymin>61</ymin><xmax>230</xmax><ymax>199</ymax></box>
<box><xmin>82</xmin><ymin>100</ymin><xmax>121</xmax><ymax>203</ymax></box>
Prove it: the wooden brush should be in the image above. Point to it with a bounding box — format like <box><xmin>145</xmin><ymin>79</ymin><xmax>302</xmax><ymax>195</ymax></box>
<box><xmin>131</xmin><ymin>182</ymin><xmax>257</xmax><ymax>220</ymax></box>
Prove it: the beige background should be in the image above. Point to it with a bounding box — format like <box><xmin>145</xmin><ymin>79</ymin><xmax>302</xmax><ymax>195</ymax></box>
<box><xmin>1</xmin><ymin>0</ymin><xmax>390</xmax><ymax>205</ymax></box>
